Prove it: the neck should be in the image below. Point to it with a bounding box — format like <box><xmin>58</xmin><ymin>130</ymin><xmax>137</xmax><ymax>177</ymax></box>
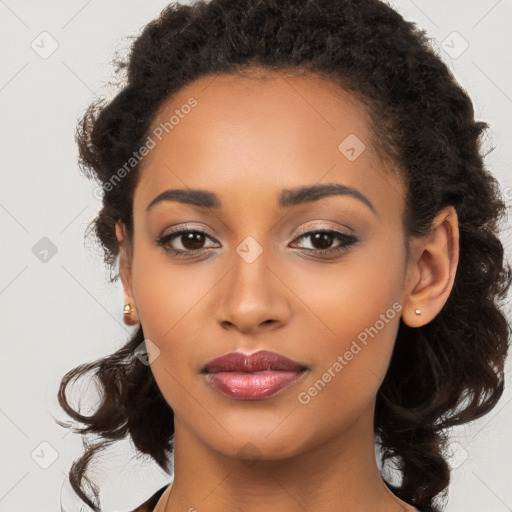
<box><xmin>159</xmin><ymin>401</ymin><xmax>417</xmax><ymax>512</ymax></box>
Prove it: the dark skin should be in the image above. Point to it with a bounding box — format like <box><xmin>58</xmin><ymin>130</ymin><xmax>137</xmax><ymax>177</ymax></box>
<box><xmin>116</xmin><ymin>71</ymin><xmax>459</xmax><ymax>512</ymax></box>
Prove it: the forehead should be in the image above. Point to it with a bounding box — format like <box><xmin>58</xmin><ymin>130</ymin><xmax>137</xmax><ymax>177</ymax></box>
<box><xmin>133</xmin><ymin>71</ymin><xmax>403</xmax><ymax>217</ymax></box>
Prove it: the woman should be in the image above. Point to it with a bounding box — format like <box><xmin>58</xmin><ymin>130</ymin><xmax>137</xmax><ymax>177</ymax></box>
<box><xmin>57</xmin><ymin>0</ymin><xmax>511</xmax><ymax>511</ymax></box>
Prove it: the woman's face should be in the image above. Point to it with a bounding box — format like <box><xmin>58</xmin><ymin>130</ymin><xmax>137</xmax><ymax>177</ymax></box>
<box><xmin>119</xmin><ymin>71</ymin><xmax>413</xmax><ymax>460</ymax></box>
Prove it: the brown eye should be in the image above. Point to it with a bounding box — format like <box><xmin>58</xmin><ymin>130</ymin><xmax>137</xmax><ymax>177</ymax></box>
<box><xmin>309</xmin><ymin>232</ymin><xmax>335</xmax><ymax>250</ymax></box>
<box><xmin>156</xmin><ymin>228</ymin><xmax>220</xmax><ymax>256</ymax></box>
<box><xmin>180</xmin><ymin>232</ymin><xmax>206</xmax><ymax>250</ymax></box>
<box><xmin>290</xmin><ymin>229</ymin><xmax>359</xmax><ymax>255</ymax></box>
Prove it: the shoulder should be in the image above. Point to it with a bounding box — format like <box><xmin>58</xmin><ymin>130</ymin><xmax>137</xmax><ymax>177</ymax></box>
<box><xmin>129</xmin><ymin>485</ymin><xmax>168</xmax><ymax>512</ymax></box>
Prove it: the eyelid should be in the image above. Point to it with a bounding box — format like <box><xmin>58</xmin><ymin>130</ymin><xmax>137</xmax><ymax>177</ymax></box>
<box><xmin>161</xmin><ymin>223</ymin><xmax>216</xmax><ymax>239</ymax></box>
<box><xmin>292</xmin><ymin>222</ymin><xmax>355</xmax><ymax>239</ymax></box>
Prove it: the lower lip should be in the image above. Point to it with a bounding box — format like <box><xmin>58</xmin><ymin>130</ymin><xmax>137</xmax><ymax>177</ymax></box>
<box><xmin>205</xmin><ymin>370</ymin><xmax>305</xmax><ymax>400</ymax></box>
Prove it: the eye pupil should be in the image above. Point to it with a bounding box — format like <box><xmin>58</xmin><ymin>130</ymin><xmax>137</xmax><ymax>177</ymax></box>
<box><xmin>311</xmin><ymin>232</ymin><xmax>333</xmax><ymax>250</ymax></box>
<box><xmin>182</xmin><ymin>232</ymin><xmax>205</xmax><ymax>249</ymax></box>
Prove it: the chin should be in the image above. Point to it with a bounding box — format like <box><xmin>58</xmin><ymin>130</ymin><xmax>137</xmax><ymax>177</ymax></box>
<box><xmin>200</xmin><ymin>425</ymin><xmax>316</xmax><ymax>464</ymax></box>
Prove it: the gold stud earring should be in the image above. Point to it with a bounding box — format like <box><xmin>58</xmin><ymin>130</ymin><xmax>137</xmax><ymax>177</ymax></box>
<box><xmin>414</xmin><ymin>309</ymin><xmax>422</xmax><ymax>316</ymax></box>
<box><xmin>123</xmin><ymin>303</ymin><xmax>134</xmax><ymax>316</ymax></box>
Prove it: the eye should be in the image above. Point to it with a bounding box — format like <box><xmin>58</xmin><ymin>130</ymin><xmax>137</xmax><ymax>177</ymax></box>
<box><xmin>156</xmin><ymin>226</ymin><xmax>220</xmax><ymax>257</ymax></box>
<box><xmin>290</xmin><ymin>228</ymin><xmax>358</xmax><ymax>255</ymax></box>
<box><xmin>156</xmin><ymin>226</ymin><xmax>359</xmax><ymax>259</ymax></box>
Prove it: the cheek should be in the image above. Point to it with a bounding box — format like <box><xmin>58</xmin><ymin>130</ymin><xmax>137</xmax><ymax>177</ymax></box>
<box><xmin>131</xmin><ymin>247</ymin><xmax>214</xmax><ymax>343</ymax></box>
<box><xmin>288</xmin><ymin>284</ymin><xmax>402</xmax><ymax>446</ymax></box>
<box><xmin>287</xmin><ymin>234</ymin><xmax>405</xmax><ymax>342</ymax></box>
<box><xmin>130</xmin><ymin>249</ymin><xmax>221</xmax><ymax>408</ymax></box>
<box><xmin>288</xmin><ymin>241</ymin><xmax>404</xmax><ymax>413</ymax></box>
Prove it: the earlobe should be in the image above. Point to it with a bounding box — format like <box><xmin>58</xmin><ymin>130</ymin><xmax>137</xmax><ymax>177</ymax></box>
<box><xmin>115</xmin><ymin>222</ymin><xmax>139</xmax><ymax>326</ymax></box>
<box><xmin>402</xmin><ymin>206</ymin><xmax>460</xmax><ymax>328</ymax></box>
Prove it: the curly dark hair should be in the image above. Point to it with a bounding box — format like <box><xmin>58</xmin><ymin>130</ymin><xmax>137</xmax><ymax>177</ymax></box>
<box><xmin>57</xmin><ymin>0</ymin><xmax>512</xmax><ymax>510</ymax></box>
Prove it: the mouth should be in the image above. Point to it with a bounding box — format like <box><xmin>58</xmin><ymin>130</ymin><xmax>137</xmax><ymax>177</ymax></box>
<box><xmin>201</xmin><ymin>350</ymin><xmax>308</xmax><ymax>400</ymax></box>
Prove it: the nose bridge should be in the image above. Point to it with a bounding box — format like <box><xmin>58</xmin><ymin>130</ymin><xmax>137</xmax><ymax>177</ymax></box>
<box><xmin>216</xmin><ymin>235</ymin><xmax>290</xmax><ymax>332</ymax></box>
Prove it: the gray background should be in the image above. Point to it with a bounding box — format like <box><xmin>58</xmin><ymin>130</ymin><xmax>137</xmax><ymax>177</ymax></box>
<box><xmin>1</xmin><ymin>1</ymin><xmax>511</xmax><ymax>511</ymax></box>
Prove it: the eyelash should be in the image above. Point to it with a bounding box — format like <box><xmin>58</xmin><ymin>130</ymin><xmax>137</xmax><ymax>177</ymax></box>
<box><xmin>156</xmin><ymin>226</ymin><xmax>359</xmax><ymax>258</ymax></box>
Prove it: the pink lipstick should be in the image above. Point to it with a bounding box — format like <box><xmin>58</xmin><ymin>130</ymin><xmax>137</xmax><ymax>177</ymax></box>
<box><xmin>201</xmin><ymin>350</ymin><xmax>307</xmax><ymax>400</ymax></box>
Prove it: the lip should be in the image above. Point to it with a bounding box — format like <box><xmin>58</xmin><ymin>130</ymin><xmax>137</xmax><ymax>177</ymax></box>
<box><xmin>201</xmin><ymin>350</ymin><xmax>308</xmax><ymax>400</ymax></box>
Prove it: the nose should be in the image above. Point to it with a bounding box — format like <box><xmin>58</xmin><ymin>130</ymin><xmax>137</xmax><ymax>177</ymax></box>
<box><xmin>215</xmin><ymin>246</ymin><xmax>292</xmax><ymax>335</ymax></box>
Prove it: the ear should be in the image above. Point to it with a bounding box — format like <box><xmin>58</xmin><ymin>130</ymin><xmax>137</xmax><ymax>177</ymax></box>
<box><xmin>402</xmin><ymin>206</ymin><xmax>459</xmax><ymax>327</ymax></box>
<box><xmin>115</xmin><ymin>221</ymin><xmax>139</xmax><ymax>326</ymax></box>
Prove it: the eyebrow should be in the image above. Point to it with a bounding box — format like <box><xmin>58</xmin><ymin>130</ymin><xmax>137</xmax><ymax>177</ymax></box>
<box><xmin>146</xmin><ymin>182</ymin><xmax>376</xmax><ymax>215</ymax></box>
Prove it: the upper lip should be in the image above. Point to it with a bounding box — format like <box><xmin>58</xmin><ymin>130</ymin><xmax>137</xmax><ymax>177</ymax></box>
<box><xmin>201</xmin><ymin>350</ymin><xmax>307</xmax><ymax>373</ymax></box>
